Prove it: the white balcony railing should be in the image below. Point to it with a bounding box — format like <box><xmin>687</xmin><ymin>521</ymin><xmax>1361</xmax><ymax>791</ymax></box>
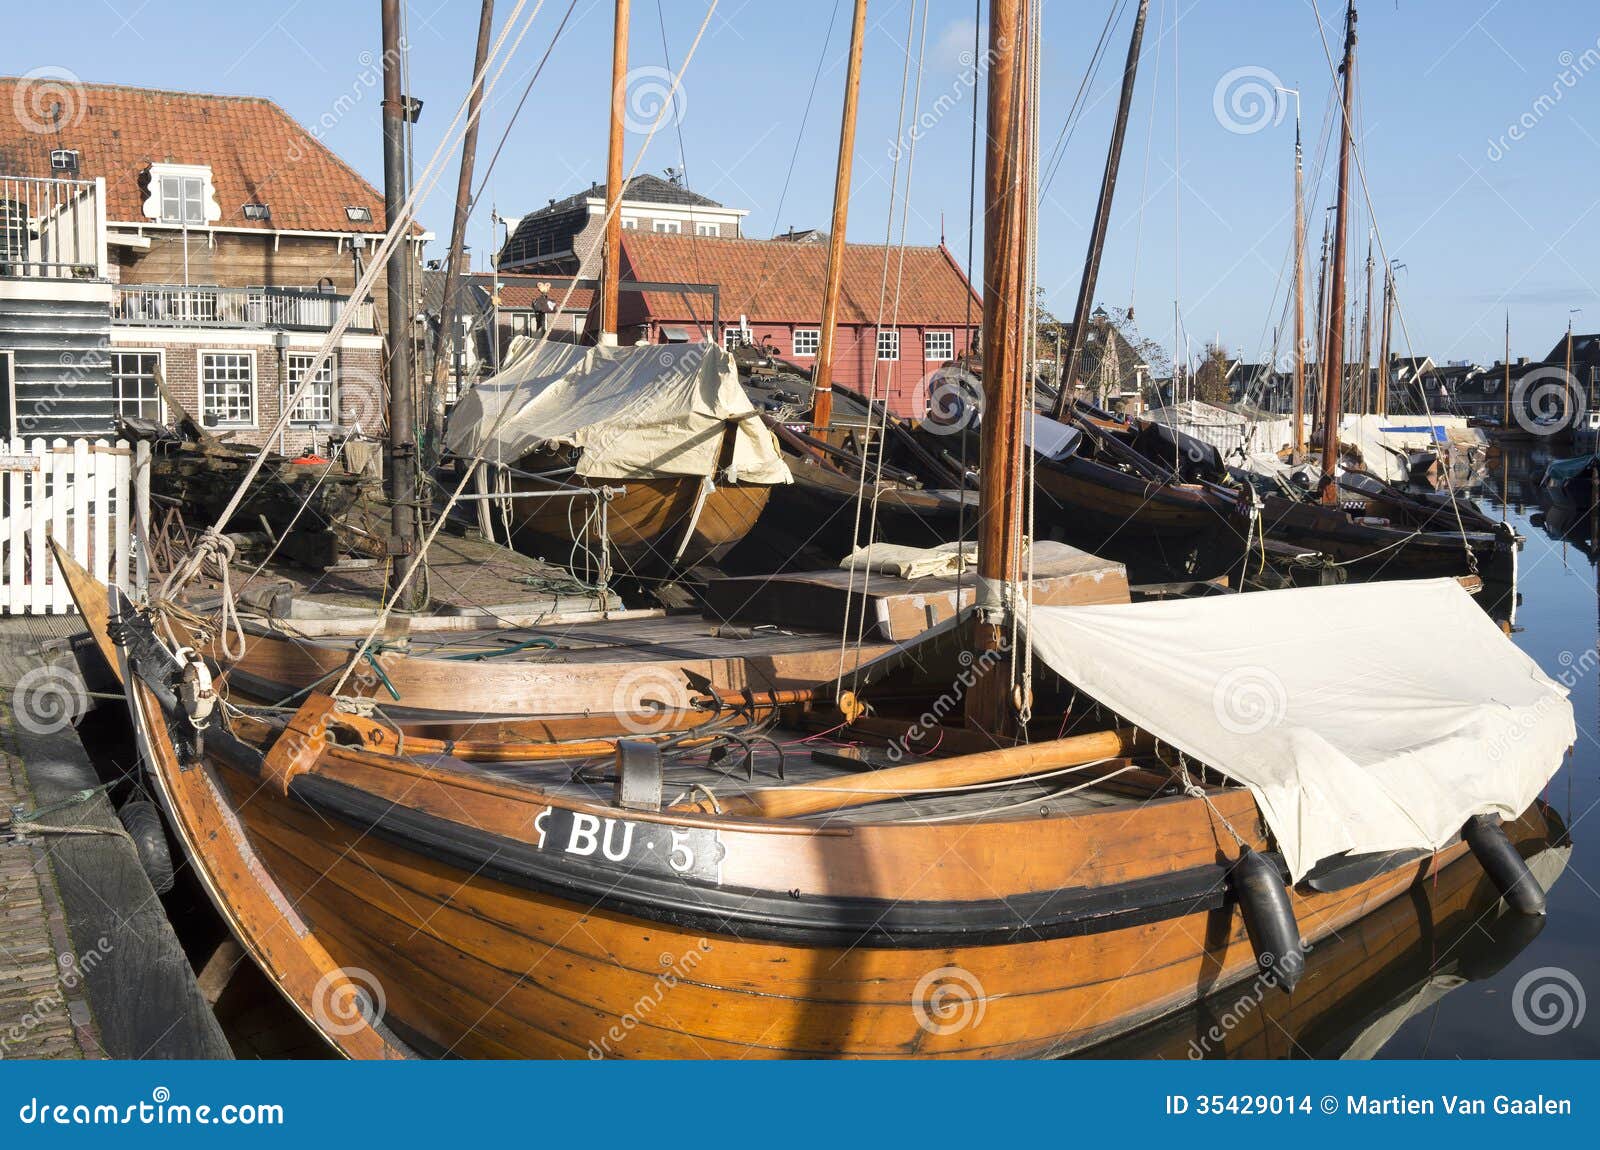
<box><xmin>0</xmin><ymin>175</ymin><xmax>106</xmax><ymax>279</ymax></box>
<box><xmin>111</xmin><ymin>285</ymin><xmax>376</xmax><ymax>332</ymax></box>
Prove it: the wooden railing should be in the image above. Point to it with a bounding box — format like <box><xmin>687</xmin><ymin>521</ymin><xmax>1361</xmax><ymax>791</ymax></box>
<box><xmin>0</xmin><ymin>175</ymin><xmax>106</xmax><ymax>279</ymax></box>
<box><xmin>111</xmin><ymin>285</ymin><xmax>375</xmax><ymax>332</ymax></box>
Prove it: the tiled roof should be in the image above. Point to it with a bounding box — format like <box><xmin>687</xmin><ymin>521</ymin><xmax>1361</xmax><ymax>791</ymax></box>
<box><xmin>467</xmin><ymin>272</ymin><xmax>595</xmax><ymax>313</ymax></box>
<box><xmin>0</xmin><ymin>78</ymin><xmax>388</xmax><ymax>233</ymax></box>
<box><xmin>615</xmin><ymin>232</ymin><xmax>980</xmax><ymax>327</ymax></box>
<box><xmin>524</xmin><ymin>173</ymin><xmax>723</xmax><ymax>221</ymax></box>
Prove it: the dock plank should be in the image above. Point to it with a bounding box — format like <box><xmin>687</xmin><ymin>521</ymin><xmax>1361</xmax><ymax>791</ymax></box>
<box><xmin>0</xmin><ymin>614</ymin><xmax>232</xmax><ymax>1060</ymax></box>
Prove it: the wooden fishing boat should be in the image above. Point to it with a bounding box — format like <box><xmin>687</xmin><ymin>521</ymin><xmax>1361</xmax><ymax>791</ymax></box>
<box><xmin>84</xmin><ymin>566</ymin><xmax>1565</xmax><ymax>1059</ymax></box>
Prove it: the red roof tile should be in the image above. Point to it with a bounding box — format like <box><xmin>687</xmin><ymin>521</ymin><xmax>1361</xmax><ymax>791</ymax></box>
<box><xmin>0</xmin><ymin>78</ymin><xmax>388</xmax><ymax>233</ymax></box>
<box><xmin>615</xmin><ymin>232</ymin><xmax>980</xmax><ymax>328</ymax></box>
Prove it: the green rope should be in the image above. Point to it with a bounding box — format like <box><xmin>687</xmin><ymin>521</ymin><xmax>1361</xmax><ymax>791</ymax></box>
<box><xmin>11</xmin><ymin>783</ymin><xmax>114</xmax><ymax>825</ymax></box>
<box><xmin>440</xmin><ymin>637</ymin><xmax>557</xmax><ymax>661</ymax></box>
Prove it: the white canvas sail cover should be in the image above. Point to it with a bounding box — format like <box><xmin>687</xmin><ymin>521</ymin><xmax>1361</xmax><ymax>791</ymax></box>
<box><xmin>1027</xmin><ymin>579</ymin><xmax>1573</xmax><ymax>880</ymax></box>
<box><xmin>445</xmin><ymin>341</ymin><xmax>791</xmax><ymax>484</ymax></box>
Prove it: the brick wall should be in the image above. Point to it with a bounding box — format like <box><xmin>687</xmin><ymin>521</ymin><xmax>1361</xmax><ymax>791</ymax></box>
<box><xmin>111</xmin><ymin>337</ymin><xmax>384</xmax><ymax>455</ymax></box>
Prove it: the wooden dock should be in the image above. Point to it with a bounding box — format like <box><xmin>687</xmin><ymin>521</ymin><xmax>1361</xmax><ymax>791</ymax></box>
<box><xmin>0</xmin><ymin>613</ymin><xmax>231</xmax><ymax>1059</ymax></box>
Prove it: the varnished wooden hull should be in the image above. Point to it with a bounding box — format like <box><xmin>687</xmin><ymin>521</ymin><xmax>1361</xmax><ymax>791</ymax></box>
<box><xmin>1257</xmin><ymin>494</ymin><xmax>1516</xmax><ymax>584</ymax></box>
<box><xmin>507</xmin><ymin>471</ymin><xmax>770</xmax><ymax>577</ymax></box>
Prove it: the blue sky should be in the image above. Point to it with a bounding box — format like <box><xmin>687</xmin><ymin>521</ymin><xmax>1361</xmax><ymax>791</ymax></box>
<box><xmin>17</xmin><ymin>0</ymin><xmax>1600</xmax><ymax>367</ymax></box>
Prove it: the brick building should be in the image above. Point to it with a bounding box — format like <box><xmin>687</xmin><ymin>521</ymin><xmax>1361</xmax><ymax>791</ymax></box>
<box><xmin>1</xmin><ymin>78</ymin><xmax>408</xmax><ymax>448</ymax></box>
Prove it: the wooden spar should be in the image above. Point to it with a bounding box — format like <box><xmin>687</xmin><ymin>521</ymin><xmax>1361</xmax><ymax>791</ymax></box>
<box><xmin>1566</xmin><ymin>317</ymin><xmax>1575</xmax><ymax>426</ymax></box>
<box><xmin>380</xmin><ymin>0</ymin><xmax>418</xmax><ymax>567</ymax></box>
<box><xmin>1319</xmin><ymin>0</ymin><xmax>1357</xmax><ymax>503</ymax></box>
<box><xmin>1291</xmin><ymin>113</ymin><xmax>1308</xmax><ymax>456</ymax></box>
<box><xmin>809</xmin><ymin>0</ymin><xmax>868</xmax><ymax>432</ymax></box>
<box><xmin>1312</xmin><ymin>212</ymin><xmax>1331</xmax><ymax>436</ymax></box>
<box><xmin>967</xmin><ymin>0</ymin><xmax>1029</xmax><ymax>735</ymax></box>
<box><xmin>1359</xmin><ymin>236</ymin><xmax>1374</xmax><ymax>415</ymax></box>
<box><xmin>1049</xmin><ymin>0</ymin><xmax>1149</xmax><ymax>421</ymax></box>
<box><xmin>1376</xmin><ymin>263</ymin><xmax>1392</xmax><ymax>415</ymax></box>
<box><xmin>600</xmin><ymin>0</ymin><xmax>629</xmax><ymax>343</ymax></box>
<box><xmin>427</xmin><ymin>0</ymin><xmax>494</xmax><ymax>449</ymax></box>
<box><xmin>682</xmin><ymin>728</ymin><xmax>1146</xmax><ymax>819</ymax></box>
<box><xmin>1504</xmin><ymin>313</ymin><xmax>1511</xmax><ymax>428</ymax></box>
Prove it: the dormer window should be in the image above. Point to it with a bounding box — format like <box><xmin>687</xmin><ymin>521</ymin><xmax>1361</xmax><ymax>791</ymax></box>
<box><xmin>142</xmin><ymin>163</ymin><xmax>220</xmax><ymax>226</ymax></box>
<box><xmin>346</xmin><ymin>206</ymin><xmax>373</xmax><ymax>223</ymax></box>
<box><xmin>50</xmin><ymin>149</ymin><xmax>80</xmax><ymax>174</ymax></box>
<box><xmin>242</xmin><ymin>202</ymin><xmax>271</xmax><ymax>221</ymax></box>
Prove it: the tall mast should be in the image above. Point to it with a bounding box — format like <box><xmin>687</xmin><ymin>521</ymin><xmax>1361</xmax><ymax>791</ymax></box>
<box><xmin>810</xmin><ymin>0</ymin><xmax>868</xmax><ymax>432</ymax></box>
<box><xmin>1504</xmin><ymin>313</ymin><xmax>1511</xmax><ymax>429</ymax></box>
<box><xmin>1050</xmin><ymin>0</ymin><xmax>1149</xmax><ymax>421</ymax></box>
<box><xmin>967</xmin><ymin>0</ymin><xmax>1031</xmax><ymax>736</ymax></box>
<box><xmin>1358</xmin><ymin>235</ymin><xmax>1373</xmax><ymax>415</ymax></box>
<box><xmin>1566</xmin><ymin>316</ymin><xmax>1575</xmax><ymax>427</ymax></box>
<box><xmin>1318</xmin><ymin>0</ymin><xmax>1357</xmax><ymax>503</ymax></box>
<box><xmin>599</xmin><ymin>0</ymin><xmax>630</xmax><ymax>345</ymax></box>
<box><xmin>428</xmin><ymin>0</ymin><xmax>494</xmax><ymax>456</ymax></box>
<box><xmin>381</xmin><ymin>0</ymin><xmax>418</xmax><ymax>584</ymax></box>
<box><xmin>1312</xmin><ymin>211</ymin><xmax>1331</xmax><ymax>434</ymax></box>
<box><xmin>1290</xmin><ymin>110</ymin><xmax>1307</xmax><ymax>455</ymax></box>
<box><xmin>1375</xmin><ymin>263</ymin><xmax>1393</xmax><ymax>415</ymax></box>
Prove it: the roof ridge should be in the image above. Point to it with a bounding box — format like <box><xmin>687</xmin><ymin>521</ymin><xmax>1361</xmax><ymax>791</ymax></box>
<box><xmin>0</xmin><ymin>76</ymin><xmax>277</xmax><ymax>105</ymax></box>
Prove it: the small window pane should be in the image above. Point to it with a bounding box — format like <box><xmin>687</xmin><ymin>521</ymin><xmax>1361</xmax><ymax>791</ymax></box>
<box><xmin>288</xmin><ymin>353</ymin><xmax>335</xmax><ymax>425</ymax></box>
<box><xmin>925</xmin><ymin>331</ymin><xmax>954</xmax><ymax>362</ymax></box>
<box><xmin>111</xmin><ymin>352</ymin><xmax>163</xmax><ymax>420</ymax></box>
<box><xmin>793</xmin><ymin>329</ymin><xmax>820</xmax><ymax>357</ymax></box>
<box><xmin>200</xmin><ymin>352</ymin><xmax>255</xmax><ymax>427</ymax></box>
<box><xmin>877</xmin><ymin>330</ymin><xmax>899</xmax><ymax>361</ymax></box>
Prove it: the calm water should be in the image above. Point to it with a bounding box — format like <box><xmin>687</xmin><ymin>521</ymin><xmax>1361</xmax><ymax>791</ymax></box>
<box><xmin>1095</xmin><ymin>447</ymin><xmax>1600</xmax><ymax>1060</ymax></box>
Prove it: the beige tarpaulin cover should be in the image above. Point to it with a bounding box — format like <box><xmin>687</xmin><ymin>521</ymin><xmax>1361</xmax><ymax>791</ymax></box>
<box><xmin>838</xmin><ymin>541</ymin><xmax>978</xmax><ymax>579</ymax></box>
<box><xmin>1027</xmin><ymin>579</ymin><xmax>1573</xmax><ymax>880</ymax></box>
<box><xmin>445</xmin><ymin>341</ymin><xmax>791</xmax><ymax>484</ymax></box>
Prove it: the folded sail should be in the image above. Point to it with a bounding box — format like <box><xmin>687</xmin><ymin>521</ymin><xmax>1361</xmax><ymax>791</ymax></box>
<box><xmin>445</xmin><ymin>341</ymin><xmax>791</xmax><ymax>485</ymax></box>
<box><xmin>1027</xmin><ymin>579</ymin><xmax>1572</xmax><ymax>879</ymax></box>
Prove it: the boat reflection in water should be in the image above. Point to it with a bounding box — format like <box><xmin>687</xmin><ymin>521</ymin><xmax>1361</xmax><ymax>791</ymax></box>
<box><xmin>1086</xmin><ymin>806</ymin><xmax>1570</xmax><ymax>1059</ymax></box>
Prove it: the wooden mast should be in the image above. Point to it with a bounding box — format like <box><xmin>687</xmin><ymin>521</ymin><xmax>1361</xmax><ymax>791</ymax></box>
<box><xmin>1312</xmin><ymin>212</ymin><xmax>1330</xmax><ymax>438</ymax></box>
<box><xmin>966</xmin><ymin>0</ymin><xmax>1030</xmax><ymax>736</ymax></box>
<box><xmin>1291</xmin><ymin>111</ymin><xmax>1308</xmax><ymax>456</ymax></box>
<box><xmin>427</xmin><ymin>0</ymin><xmax>494</xmax><ymax>454</ymax></box>
<box><xmin>1565</xmin><ymin>316</ymin><xmax>1575</xmax><ymax>429</ymax></box>
<box><xmin>1358</xmin><ymin>236</ymin><xmax>1373</xmax><ymax>414</ymax></box>
<box><xmin>810</xmin><ymin>0</ymin><xmax>869</xmax><ymax>432</ymax></box>
<box><xmin>600</xmin><ymin>0</ymin><xmax>630</xmax><ymax>344</ymax></box>
<box><xmin>1503</xmin><ymin>313</ymin><xmax>1511</xmax><ymax>429</ymax></box>
<box><xmin>1318</xmin><ymin>0</ymin><xmax>1357</xmax><ymax>503</ymax></box>
<box><xmin>1375</xmin><ymin>263</ymin><xmax>1392</xmax><ymax>415</ymax></box>
<box><xmin>1049</xmin><ymin>0</ymin><xmax>1149</xmax><ymax>421</ymax></box>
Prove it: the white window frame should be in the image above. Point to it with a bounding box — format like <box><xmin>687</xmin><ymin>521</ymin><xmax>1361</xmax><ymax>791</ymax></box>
<box><xmin>571</xmin><ymin>313</ymin><xmax>587</xmax><ymax>334</ymax></box>
<box><xmin>621</xmin><ymin>218</ymin><xmax>638</xmax><ymax>230</ymax></box>
<box><xmin>143</xmin><ymin>162</ymin><xmax>219</xmax><ymax>226</ymax></box>
<box><xmin>695</xmin><ymin>222</ymin><xmax>719</xmax><ymax>237</ymax></box>
<box><xmin>287</xmin><ymin>351</ymin><xmax>337</xmax><ymax>427</ymax></box>
<box><xmin>199</xmin><ymin>350</ymin><xmax>257</xmax><ymax>429</ymax></box>
<box><xmin>877</xmin><ymin>330</ymin><xmax>899</xmax><ymax>361</ymax></box>
<box><xmin>724</xmin><ymin>327</ymin><xmax>751</xmax><ymax>351</ymax></box>
<box><xmin>792</xmin><ymin>328</ymin><xmax>820</xmax><ymax>358</ymax></box>
<box><xmin>109</xmin><ymin>349</ymin><xmax>166</xmax><ymax>421</ymax></box>
<box><xmin>653</xmin><ymin>220</ymin><xmax>682</xmax><ymax>234</ymax></box>
<box><xmin>924</xmin><ymin>330</ymin><xmax>954</xmax><ymax>362</ymax></box>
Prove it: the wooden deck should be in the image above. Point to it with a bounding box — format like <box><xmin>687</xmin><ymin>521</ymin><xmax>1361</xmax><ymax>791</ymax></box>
<box><xmin>0</xmin><ymin>614</ymin><xmax>231</xmax><ymax>1059</ymax></box>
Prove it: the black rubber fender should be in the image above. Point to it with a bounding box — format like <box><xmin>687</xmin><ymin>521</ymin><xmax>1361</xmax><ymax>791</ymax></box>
<box><xmin>1463</xmin><ymin>814</ymin><xmax>1546</xmax><ymax>915</ymax></box>
<box><xmin>1228</xmin><ymin>846</ymin><xmax>1304</xmax><ymax>992</ymax></box>
<box><xmin>117</xmin><ymin>800</ymin><xmax>175</xmax><ymax>896</ymax></box>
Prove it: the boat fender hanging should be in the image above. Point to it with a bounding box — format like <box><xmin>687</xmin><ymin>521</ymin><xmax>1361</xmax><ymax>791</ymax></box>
<box><xmin>173</xmin><ymin>647</ymin><xmax>216</xmax><ymax>731</ymax></box>
<box><xmin>1228</xmin><ymin>846</ymin><xmax>1304</xmax><ymax>992</ymax></box>
<box><xmin>1462</xmin><ymin>814</ymin><xmax>1546</xmax><ymax>916</ymax></box>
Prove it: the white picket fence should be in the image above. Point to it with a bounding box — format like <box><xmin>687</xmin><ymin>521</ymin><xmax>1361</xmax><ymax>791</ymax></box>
<box><xmin>0</xmin><ymin>437</ymin><xmax>150</xmax><ymax>614</ymax></box>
